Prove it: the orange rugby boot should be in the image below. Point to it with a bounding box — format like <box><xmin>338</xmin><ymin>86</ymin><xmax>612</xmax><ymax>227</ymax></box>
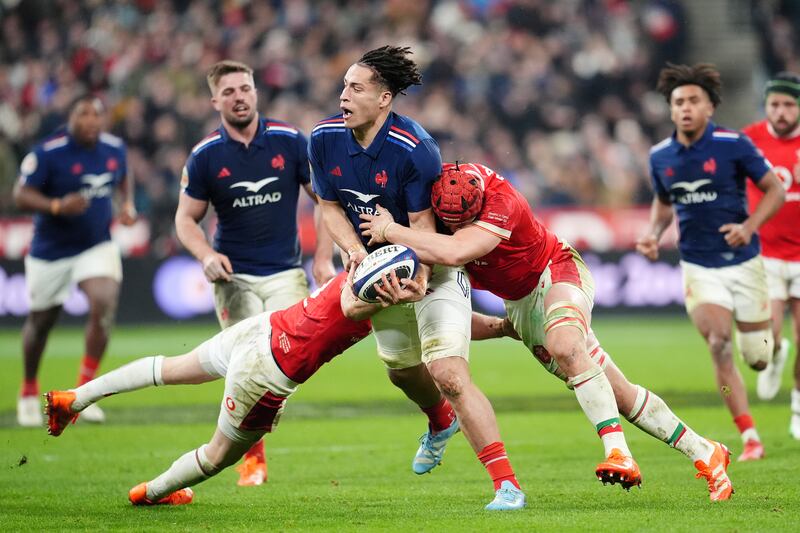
<box><xmin>694</xmin><ymin>440</ymin><xmax>733</xmax><ymax>501</ymax></box>
<box><xmin>128</xmin><ymin>482</ymin><xmax>194</xmax><ymax>506</ymax></box>
<box><xmin>737</xmin><ymin>439</ymin><xmax>765</xmax><ymax>462</ymax></box>
<box><xmin>44</xmin><ymin>390</ymin><xmax>79</xmax><ymax>436</ymax></box>
<box><xmin>236</xmin><ymin>455</ymin><xmax>268</xmax><ymax>486</ymax></box>
<box><xmin>595</xmin><ymin>448</ymin><xmax>642</xmax><ymax>490</ymax></box>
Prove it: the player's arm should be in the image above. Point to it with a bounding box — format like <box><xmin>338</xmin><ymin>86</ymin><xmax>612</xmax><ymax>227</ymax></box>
<box><xmin>720</xmin><ymin>170</ymin><xmax>784</xmax><ymax>247</ymax></box>
<box><xmin>361</xmin><ymin>204</ymin><xmax>500</xmax><ymax>266</ymax></box>
<box><xmin>636</xmin><ymin>195</ymin><xmax>673</xmax><ymax>261</ymax></box>
<box><xmin>341</xmin><ymin>267</ymin><xmax>426</xmax><ymax>321</ymax></box>
<box><xmin>471</xmin><ymin>312</ymin><xmax>520</xmax><ymax>340</ymax></box>
<box><xmin>115</xmin><ymin>171</ymin><xmax>137</xmax><ymax>226</ymax></box>
<box><xmin>303</xmin><ymin>183</ymin><xmax>337</xmax><ymax>285</ymax></box>
<box><xmin>174</xmin><ymin>193</ymin><xmax>232</xmax><ymax>282</ymax></box>
<box><xmin>319</xmin><ymin>198</ymin><xmax>367</xmax><ymax>268</ymax></box>
<box><xmin>13</xmin><ymin>181</ymin><xmax>88</xmax><ymax>216</ymax></box>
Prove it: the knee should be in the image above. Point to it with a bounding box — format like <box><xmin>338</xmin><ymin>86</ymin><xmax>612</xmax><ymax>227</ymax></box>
<box><xmin>706</xmin><ymin>332</ymin><xmax>732</xmax><ymax>361</ymax></box>
<box><xmin>546</xmin><ymin>337</ymin><xmax>583</xmax><ymax>369</ymax></box>
<box><xmin>428</xmin><ymin>363</ymin><xmax>469</xmax><ymax>399</ymax></box>
<box><xmin>88</xmin><ymin>297</ymin><xmax>118</xmax><ymax>329</ymax></box>
<box><xmin>737</xmin><ymin>330</ymin><xmax>773</xmax><ymax>371</ymax></box>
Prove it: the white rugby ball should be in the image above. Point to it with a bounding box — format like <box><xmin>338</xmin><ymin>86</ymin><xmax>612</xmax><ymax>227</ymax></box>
<box><xmin>353</xmin><ymin>244</ymin><xmax>419</xmax><ymax>303</ymax></box>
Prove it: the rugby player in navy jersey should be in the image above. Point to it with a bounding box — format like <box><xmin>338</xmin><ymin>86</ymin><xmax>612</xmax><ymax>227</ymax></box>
<box><xmin>637</xmin><ymin>63</ymin><xmax>785</xmax><ymax>462</ymax></box>
<box><xmin>309</xmin><ymin>46</ymin><xmax>524</xmax><ymax>510</ymax></box>
<box><xmin>175</xmin><ymin>60</ymin><xmax>335</xmax><ymax>486</ymax></box>
<box><xmin>13</xmin><ymin>95</ymin><xmax>136</xmax><ymax>428</ymax></box>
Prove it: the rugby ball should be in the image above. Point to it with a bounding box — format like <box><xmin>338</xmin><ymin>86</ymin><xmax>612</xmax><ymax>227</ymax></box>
<box><xmin>353</xmin><ymin>244</ymin><xmax>419</xmax><ymax>303</ymax></box>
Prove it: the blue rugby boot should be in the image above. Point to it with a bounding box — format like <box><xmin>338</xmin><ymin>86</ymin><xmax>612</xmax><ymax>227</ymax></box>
<box><xmin>485</xmin><ymin>480</ymin><xmax>526</xmax><ymax>511</ymax></box>
<box><xmin>412</xmin><ymin>418</ymin><xmax>460</xmax><ymax>474</ymax></box>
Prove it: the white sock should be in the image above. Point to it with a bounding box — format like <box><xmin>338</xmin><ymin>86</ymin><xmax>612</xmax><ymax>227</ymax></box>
<box><xmin>72</xmin><ymin>356</ymin><xmax>165</xmax><ymax>411</ymax></box>
<box><xmin>147</xmin><ymin>445</ymin><xmax>219</xmax><ymax>501</ymax></box>
<box><xmin>792</xmin><ymin>388</ymin><xmax>800</xmax><ymax>415</ymax></box>
<box><xmin>741</xmin><ymin>427</ymin><xmax>760</xmax><ymax>443</ymax></box>
<box><xmin>626</xmin><ymin>385</ymin><xmax>713</xmax><ymax>462</ymax></box>
<box><xmin>569</xmin><ymin>365</ymin><xmax>630</xmax><ymax>457</ymax></box>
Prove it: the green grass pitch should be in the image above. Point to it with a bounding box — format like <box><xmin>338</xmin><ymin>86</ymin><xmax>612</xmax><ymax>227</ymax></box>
<box><xmin>1</xmin><ymin>316</ymin><xmax>798</xmax><ymax>531</ymax></box>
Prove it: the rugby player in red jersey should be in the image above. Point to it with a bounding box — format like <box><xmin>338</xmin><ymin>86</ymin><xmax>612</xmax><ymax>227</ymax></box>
<box><xmin>44</xmin><ymin>269</ymin><xmax>518</xmax><ymax>506</ymax></box>
<box><xmin>744</xmin><ymin>72</ymin><xmax>800</xmax><ymax>438</ymax></box>
<box><xmin>361</xmin><ymin>162</ymin><xmax>733</xmax><ymax>501</ymax></box>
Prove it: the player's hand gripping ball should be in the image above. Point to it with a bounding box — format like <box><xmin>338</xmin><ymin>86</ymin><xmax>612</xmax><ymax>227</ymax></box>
<box><xmin>352</xmin><ymin>245</ymin><xmax>419</xmax><ymax>303</ymax></box>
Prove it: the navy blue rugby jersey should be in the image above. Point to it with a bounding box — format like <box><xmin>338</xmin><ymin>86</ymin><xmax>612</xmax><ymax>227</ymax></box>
<box><xmin>182</xmin><ymin>117</ymin><xmax>309</xmax><ymax>276</ymax></box>
<box><xmin>649</xmin><ymin>122</ymin><xmax>772</xmax><ymax>268</ymax></box>
<box><xmin>19</xmin><ymin>130</ymin><xmax>127</xmax><ymax>260</ymax></box>
<box><xmin>308</xmin><ymin>112</ymin><xmax>442</xmax><ymax>252</ymax></box>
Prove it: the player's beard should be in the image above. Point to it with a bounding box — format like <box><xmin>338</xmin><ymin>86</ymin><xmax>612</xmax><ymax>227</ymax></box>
<box><xmin>225</xmin><ymin>109</ymin><xmax>257</xmax><ymax>130</ymax></box>
<box><xmin>771</xmin><ymin>118</ymin><xmax>797</xmax><ymax>137</ymax></box>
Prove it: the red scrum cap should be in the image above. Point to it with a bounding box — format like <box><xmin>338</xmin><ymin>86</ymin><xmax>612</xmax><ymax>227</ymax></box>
<box><xmin>431</xmin><ymin>163</ymin><xmax>485</xmax><ymax>224</ymax></box>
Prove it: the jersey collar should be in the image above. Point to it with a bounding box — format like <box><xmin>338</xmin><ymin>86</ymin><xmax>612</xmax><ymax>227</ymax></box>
<box><xmin>346</xmin><ymin>112</ymin><xmax>394</xmax><ymax>159</ymax></box>
<box><xmin>218</xmin><ymin>116</ymin><xmax>267</xmax><ymax>149</ymax></box>
<box><xmin>672</xmin><ymin>120</ymin><xmax>715</xmax><ymax>152</ymax></box>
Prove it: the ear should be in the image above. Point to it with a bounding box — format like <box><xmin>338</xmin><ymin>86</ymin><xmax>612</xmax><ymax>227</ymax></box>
<box><xmin>211</xmin><ymin>96</ymin><xmax>221</xmax><ymax>113</ymax></box>
<box><xmin>378</xmin><ymin>90</ymin><xmax>393</xmax><ymax>110</ymax></box>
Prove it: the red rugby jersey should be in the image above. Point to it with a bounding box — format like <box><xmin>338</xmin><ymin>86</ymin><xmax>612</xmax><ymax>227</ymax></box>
<box><xmin>444</xmin><ymin>162</ymin><xmax>560</xmax><ymax>300</ymax></box>
<box><xmin>269</xmin><ymin>272</ymin><xmax>372</xmax><ymax>383</ymax></box>
<box><xmin>744</xmin><ymin>120</ymin><xmax>800</xmax><ymax>260</ymax></box>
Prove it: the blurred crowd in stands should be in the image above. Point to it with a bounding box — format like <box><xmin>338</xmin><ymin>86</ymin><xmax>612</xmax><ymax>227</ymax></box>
<box><xmin>0</xmin><ymin>0</ymin><xmax>797</xmax><ymax>253</ymax></box>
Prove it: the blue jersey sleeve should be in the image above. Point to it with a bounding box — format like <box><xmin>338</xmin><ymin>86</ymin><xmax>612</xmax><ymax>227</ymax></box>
<box><xmin>649</xmin><ymin>155</ymin><xmax>670</xmax><ymax>202</ymax></box>
<box><xmin>19</xmin><ymin>147</ymin><xmax>49</xmax><ymax>190</ymax></box>
<box><xmin>294</xmin><ymin>132</ymin><xmax>310</xmax><ymax>185</ymax></box>
<box><xmin>736</xmin><ymin>134</ymin><xmax>771</xmax><ymax>183</ymax></box>
<box><xmin>403</xmin><ymin>138</ymin><xmax>442</xmax><ymax>212</ymax></box>
<box><xmin>183</xmin><ymin>151</ymin><xmax>210</xmax><ymax>201</ymax></box>
<box><xmin>309</xmin><ymin>135</ymin><xmax>336</xmax><ymax>201</ymax></box>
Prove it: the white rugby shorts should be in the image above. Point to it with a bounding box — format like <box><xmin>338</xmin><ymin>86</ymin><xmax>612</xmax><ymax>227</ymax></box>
<box><xmin>681</xmin><ymin>256</ymin><xmax>770</xmax><ymax>322</ymax></box>
<box><xmin>213</xmin><ymin>267</ymin><xmax>309</xmax><ymax>328</ymax></box>
<box><xmin>25</xmin><ymin>240</ymin><xmax>122</xmax><ymax>312</ymax></box>
<box><xmin>196</xmin><ymin>312</ymin><xmax>299</xmax><ymax>442</ymax></box>
<box><xmin>371</xmin><ymin>265</ymin><xmax>472</xmax><ymax>369</ymax></box>
<box><xmin>763</xmin><ymin>256</ymin><xmax>800</xmax><ymax>301</ymax></box>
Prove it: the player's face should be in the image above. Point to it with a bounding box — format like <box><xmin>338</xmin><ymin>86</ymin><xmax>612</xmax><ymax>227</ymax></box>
<box><xmin>669</xmin><ymin>84</ymin><xmax>713</xmax><ymax>137</ymax></box>
<box><xmin>765</xmin><ymin>92</ymin><xmax>800</xmax><ymax>137</ymax></box>
<box><xmin>212</xmin><ymin>72</ymin><xmax>258</xmax><ymax>129</ymax></box>
<box><xmin>68</xmin><ymin>99</ymin><xmax>104</xmax><ymax>146</ymax></box>
<box><xmin>339</xmin><ymin>64</ymin><xmax>392</xmax><ymax>130</ymax></box>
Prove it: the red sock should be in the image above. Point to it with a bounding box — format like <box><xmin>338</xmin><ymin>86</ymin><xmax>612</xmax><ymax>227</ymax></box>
<box><xmin>244</xmin><ymin>439</ymin><xmax>265</xmax><ymax>463</ymax></box>
<box><xmin>421</xmin><ymin>397</ymin><xmax>456</xmax><ymax>433</ymax></box>
<box><xmin>21</xmin><ymin>378</ymin><xmax>39</xmax><ymax>397</ymax></box>
<box><xmin>478</xmin><ymin>441</ymin><xmax>519</xmax><ymax>490</ymax></box>
<box><xmin>733</xmin><ymin>413</ymin><xmax>755</xmax><ymax>434</ymax></box>
<box><xmin>77</xmin><ymin>355</ymin><xmax>100</xmax><ymax>387</ymax></box>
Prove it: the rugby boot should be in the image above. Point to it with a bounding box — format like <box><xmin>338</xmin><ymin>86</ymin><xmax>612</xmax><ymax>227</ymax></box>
<box><xmin>736</xmin><ymin>439</ymin><xmax>764</xmax><ymax>462</ymax></box>
<box><xmin>236</xmin><ymin>455</ymin><xmax>267</xmax><ymax>486</ymax></box>
<box><xmin>412</xmin><ymin>418</ymin><xmax>460</xmax><ymax>474</ymax></box>
<box><xmin>129</xmin><ymin>482</ymin><xmax>194</xmax><ymax>506</ymax></box>
<box><xmin>595</xmin><ymin>448</ymin><xmax>642</xmax><ymax>490</ymax></box>
<box><xmin>694</xmin><ymin>440</ymin><xmax>733</xmax><ymax>501</ymax></box>
<box><xmin>757</xmin><ymin>338</ymin><xmax>789</xmax><ymax>400</ymax></box>
<box><xmin>485</xmin><ymin>480</ymin><xmax>526</xmax><ymax>511</ymax></box>
<box><xmin>44</xmin><ymin>390</ymin><xmax>79</xmax><ymax>436</ymax></box>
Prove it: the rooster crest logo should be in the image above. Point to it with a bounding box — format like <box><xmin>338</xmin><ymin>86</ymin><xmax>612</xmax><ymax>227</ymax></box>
<box><xmin>271</xmin><ymin>154</ymin><xmax>285</xmax><ymax>171</ymax></box>
<box><xmin>375</xmin><ymin>170</ymin><xmax>388</xmax><ymax>188</ymax></box>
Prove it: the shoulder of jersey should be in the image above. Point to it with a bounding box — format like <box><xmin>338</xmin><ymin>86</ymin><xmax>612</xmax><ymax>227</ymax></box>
<box><xmin>311</xmin><ymin>114</ymin><xmax>346</xmax><ymax>137</ymax></box>
<box><xmin>711</xmin><ymin>126</ymin><xmax>740</xmax><ymax>142</ymax></box>
<box><xmin>741</xmin><ymin>121</ymin><xmax>767</xmax><ymax>140</ymax></box>
<box><xmin>262</xmin><ymin>118</ymin><xmax>301</xmax><ymax>138</ymax></box>
<box><xmin>649</xmin><ymin>136</ymin><xmax>674</xmax><ymax>155</ymax></box>
<box><xmin>190</xmin><ymin>129</ymin><xmax>224</xmax><ymax>155</ymax></box>
<box><xmin>40</xmin><ymin>131</ymin><xmax>70</xmax><ymax>152</ymax></box>
<box><xmin>99</xmin><ymin>132</ymin><xmax>125</xmax><ymax>150</ymax></box>
<box><xmin>386</xmin><ymin>117</ymin><xmax>426</xmax><ymax>152</ymax></box>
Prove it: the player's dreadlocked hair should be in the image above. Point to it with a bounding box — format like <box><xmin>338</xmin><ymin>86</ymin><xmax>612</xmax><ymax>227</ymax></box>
<box><xmin>358</xmin><ymin>46</ymin><xmax>422</xmax><ymax>97</ymax></box>
<box><xmin>656</xmin><ymin>63</ymin><xmax>723</xmax><ymax>107</ymax></box>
